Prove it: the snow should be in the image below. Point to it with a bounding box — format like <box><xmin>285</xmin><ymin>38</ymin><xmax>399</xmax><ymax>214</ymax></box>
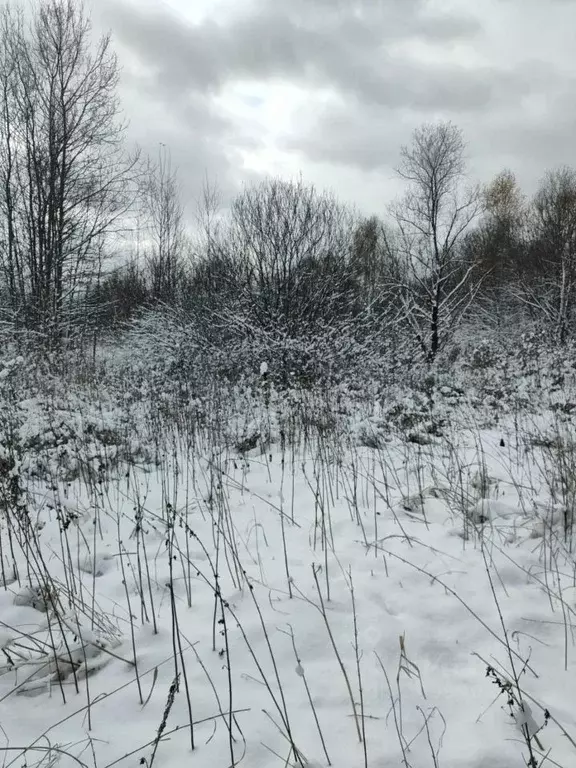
<box><xmin>1</xmin><ymin>367</ymin><xmax>576</xmax><ymax>768</ymax></box>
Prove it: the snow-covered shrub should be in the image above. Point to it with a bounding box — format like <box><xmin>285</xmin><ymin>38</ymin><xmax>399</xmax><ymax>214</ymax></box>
<box><xmin>468</xmin><ymin>338</ymin><xmax>501</xmax><ymax>371</ymax></box>
<box><xmin>119</xmin><ymin>303</ymin><xmax>411</xmax><ymax>398</ymax></box>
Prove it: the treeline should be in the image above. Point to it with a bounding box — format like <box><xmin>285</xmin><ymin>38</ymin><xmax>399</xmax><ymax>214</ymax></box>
<box><xmin>1</xmin><ymin>0</ymin><xmax>575</xmax><ymax>372</ymax></box>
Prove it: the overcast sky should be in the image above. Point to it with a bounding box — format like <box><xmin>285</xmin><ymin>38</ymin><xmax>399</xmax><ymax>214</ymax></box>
<box><xmin>91</xmin><ymin>0</ymin><xmax>576</xmax><ymax>218</ymax></box>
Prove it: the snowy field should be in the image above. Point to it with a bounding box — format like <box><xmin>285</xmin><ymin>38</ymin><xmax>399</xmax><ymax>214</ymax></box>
<box><xmin>1</xmin><ymin>350</ymin><xmax>576</xmax><ymax>768</ymax></box>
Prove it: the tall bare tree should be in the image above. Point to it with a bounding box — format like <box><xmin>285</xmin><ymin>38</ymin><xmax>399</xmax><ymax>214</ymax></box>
<box><xmin>0</xmin><ymin>0</ymin><xmax>138</xmax><ymax>340</ymax></box>
<box><xmin>525</xmin><ymin>167</ymin><xmax>576</xmax><ymax>342</ymax></box>
<box><xmin>391</xmin><ymin>122</ymin><xmax>481</xmax><ymax>361</ymax></box>
<box><xmin>141</xmin><ymin>145</ymin><xmax>185</xmax><ymax>303</ymax></box>
<box><xmin>350</xmin><ymin>215</ymin><xmax>401</xmax><ymax>312</ymax></box>
<box><xmin>185</xmin><ymin>176</ymin><xmax>244</xmax><ymax>314</ymax></box>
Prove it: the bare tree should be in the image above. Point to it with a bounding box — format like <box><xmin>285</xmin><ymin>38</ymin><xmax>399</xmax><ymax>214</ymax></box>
<box><xmin>391</xmin><ymin>122</ymin><xmax>481</xmax><ymax>361</ymax></box>
<box><xmin>141</xmin><ymin>145</ymin><xmax>185</xmax><ymax>303</ymax></box>
<box><xmin>0</xmin><ymin>8</ymin><xmax>25</xmax><ymax>318</ymax></box>
<box><xmin>350</xmin><ymin>215</ymin><xmax>401</xmax><ymax>312</ymax></box>
<box><xmin>0</xmin><ymin>0</ymin><xmax>138</xmax><ymax>341</ymax></box>
<box><xmin>225</xmin><ymin>176</ymin><xmax>355</xmax><ymax>331</ymax></box>
<box><xmin>522</xmin><ymin>167</ymin><xmax>576</xmax><ymax>343</ymax></box>
<box><xmin>484</xmin><ymin>170</ymin><xmax>525</xmax><ymax>231</ymax></box>
<box><xmin>458</xmin><ymin>170</ymin><xmax>528</xmax><ymax>335</ymax></box>
<box><xmin>481</xmin><ymin>169</ymin><xmax>526</xmax><ymax>279</ymax></box>
<box><xmin>193</xmin><ymin>173</ymin><xmax>223</xmax><ymax>261</ymax></box>
<box><xmin>461</xmin><ymin>170</ymin><xmax>526</xmax><ymax>295</ymax></box>
<box><xmin>184</xmin><ymin>175</ymin><xmax>246</xmax><ymax>317</ymax></box>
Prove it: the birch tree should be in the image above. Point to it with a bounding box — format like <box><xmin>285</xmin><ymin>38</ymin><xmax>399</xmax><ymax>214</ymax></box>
<box><xmin>391</xmin><ymin>122</ymin><xmax>481</xmax><ymax>361</ymax></box>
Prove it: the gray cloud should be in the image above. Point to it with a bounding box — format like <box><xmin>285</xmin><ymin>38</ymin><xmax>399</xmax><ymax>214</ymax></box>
<box><xmin>283</xmin><ymin>55</ymin><xmax>561</xmax><ymax>174</ymax></box>
<box><xmin>97</xmin><ymin>0</ymin><xmax>482</xmax><ymax>99</ymax></box>
<box><xmin>283</xmin><ymin>105</ymin><xmax>403</xmax><ymax>173</ymax></box>
<box><xmin>91</xmin><ymin>0</ymin><xmax>576</xmax><ymax>213</ymax></box>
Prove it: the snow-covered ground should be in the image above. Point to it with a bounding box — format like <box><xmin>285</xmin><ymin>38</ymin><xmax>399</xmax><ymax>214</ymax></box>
<box><xmin>1</xmin><ymin>357</ymin><xmax>576</xmax><ymax>768</ymax></box>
